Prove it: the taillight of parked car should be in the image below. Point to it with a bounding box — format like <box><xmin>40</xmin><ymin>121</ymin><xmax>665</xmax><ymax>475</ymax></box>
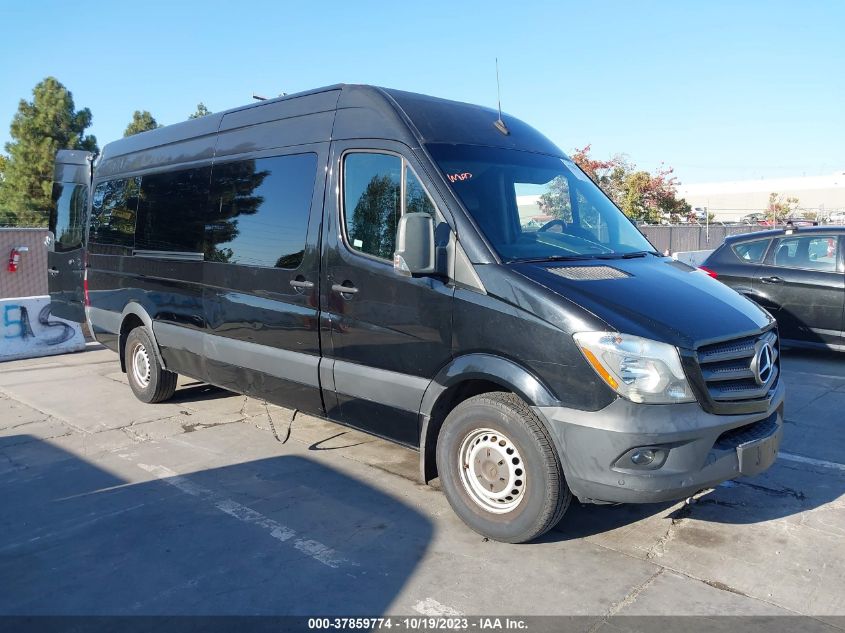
<box><xmin>698</xmin><ymin>266</ymin><xmax>718</xmax><ymax>278</ymax></box>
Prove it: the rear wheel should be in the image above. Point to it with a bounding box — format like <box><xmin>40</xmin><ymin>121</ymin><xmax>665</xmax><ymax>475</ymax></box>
<box><xmin>125</xmin><ymin>327</ymin><xmax>177</xmax><ymax>403</ymax></box>
<box><xmin>436</xmin><ymin>392</ymin><xmax>571</xmax><ymax>543</ymax></box>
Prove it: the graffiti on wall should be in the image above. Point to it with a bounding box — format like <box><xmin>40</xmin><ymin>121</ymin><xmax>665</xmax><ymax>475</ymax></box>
<box><xmin>0</xmin><ymin>296</ymin><xmax>86</xmax><ymax>361</ymax></box>
<box><xmin>3</xmin><ymin>304</ymin><xmax>76</xmax><ymax>345</ymax></box>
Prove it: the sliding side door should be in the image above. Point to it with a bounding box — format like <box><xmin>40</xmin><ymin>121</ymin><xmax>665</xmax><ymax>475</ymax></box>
<box><xmin>201</xmin><ymin>146</ymin><xmax>328</xmax><ymax>415</ymax></box>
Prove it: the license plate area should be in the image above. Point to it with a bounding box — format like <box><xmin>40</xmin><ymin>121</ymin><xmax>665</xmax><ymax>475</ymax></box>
<box><xmin>737</xmin><ymin>424</ymin><xmax>782</xmax><ymax>476</ymax></box>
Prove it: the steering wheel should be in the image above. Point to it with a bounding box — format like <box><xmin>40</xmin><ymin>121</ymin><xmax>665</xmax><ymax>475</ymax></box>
<box><xmin>538</xmin><ymin>219</ymin><xmax>566</xmax><ymax>232</ymax></box>
<box><xmin>535</xmin><ymin>218</ymin><xmax>614</xmax><ymax>254</ymax></box>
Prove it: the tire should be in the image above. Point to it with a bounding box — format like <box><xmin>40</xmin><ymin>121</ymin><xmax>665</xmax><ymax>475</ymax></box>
<box><xmin>125</xmin><ymin>327</ymin><xmax>178</xmax><ymax>403</ymax></box>
<box><xmin>436</xmin><ymin>392</ymin><xmax>571</xmax><ymax>543</ymax></box>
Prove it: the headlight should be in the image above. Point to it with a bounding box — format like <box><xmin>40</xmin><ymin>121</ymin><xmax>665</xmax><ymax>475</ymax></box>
<box><xmin>573</xmin><ymin>331</ymin><xmax>696</xmax><ymax>404</ymax></box>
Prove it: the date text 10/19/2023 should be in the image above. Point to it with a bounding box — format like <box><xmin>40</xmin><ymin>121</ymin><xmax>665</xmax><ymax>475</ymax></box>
<box><xmin>307</xmin><ymin>617</ymin><xmax>528</xmax><ymax>630</ymax></box>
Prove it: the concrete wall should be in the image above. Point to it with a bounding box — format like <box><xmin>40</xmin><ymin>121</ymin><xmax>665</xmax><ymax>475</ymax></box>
<box><xmin>515</xmin><ymin>172</ymin><xmax>845</xmax><ymax>223</ymax></box>
<box><xmin>677</xmin><ymin>172</ymin><xmax>845</xmax><ymax>221</ymax></box>
<box><xmin>1</xmin><ymin>295</ymin><xmax>86</xmax><ymax>362</ymax></box>
<box><xmin>672</xmin><ymin>250</ymin><xmax>714</xmax><ymax>267</ymax></box>
<box><xmin>0</xmin><ymin>229</ymin><xmax>51</xmax><ymax>299</ymax></box>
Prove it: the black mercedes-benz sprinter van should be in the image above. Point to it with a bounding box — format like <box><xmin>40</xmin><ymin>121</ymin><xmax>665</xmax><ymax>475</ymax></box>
<box><xmin>49</xmin><ymin>85</ymin><xmax>784</xmax><ymax>543</ymax></box>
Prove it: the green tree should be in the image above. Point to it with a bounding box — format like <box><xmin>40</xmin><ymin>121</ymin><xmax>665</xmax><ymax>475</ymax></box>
<box><xmin>621</xmin><ymin>167</ymin><xmax>691</xmax><ymax>224</ymax></box>
<box><xmin>350</xmin><ymin>175</ymin><xmax>401</xmax><ymax>259</ymax></box>
<box><xmin>570</xmin><ymin>145</ymin><xmax>631</xmax><ymax>204</ymax></box>
<box><xmin>189</xmin><ymin>102</ymin><xmax>212</xmax><ymax>119</ymax></box>
<box><xmin>123</xmin><ymin>110</ymin><xmax>161</xmax><ymax>137</ymax></box>
<box><xmin>0</xmin><ymin>154</ymin><xmax>9</xmax><ymax>225</ymax></box>
<box><xmin>766</xmin><ymin>192</ymin><xmax>800</xmax><ymax>222</ymax></box>
<box><xmin>621</xmin><ymin>170</ymin><xmax>656</xmax><ymax>222</ymax></box>
<box><xmin>537</xmin><ymin>176</ymin><xmax>573</xmax><ymax>222</ymax></box>
<box><xmin>204</xmin><ymin>160</ymin><xmax>269</xmax><ymax>262</ymax></box>
<box><xmin>540</xmin><ymin>145</ymin><xmax>690</xmax><ymax>224</ymax></box>
<box><xmin>0</xmin><ymin>77</ymin><xmax>97</xmax><ymax>227</ymax></box>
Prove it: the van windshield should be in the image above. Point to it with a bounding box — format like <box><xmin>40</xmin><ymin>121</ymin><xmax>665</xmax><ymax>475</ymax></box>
<box><xmin>427</xmin><ymin>144</ymin><xmax>656</xmax><ymax>262</ymax></box>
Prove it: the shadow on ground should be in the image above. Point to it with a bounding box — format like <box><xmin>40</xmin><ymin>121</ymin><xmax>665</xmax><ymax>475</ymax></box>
<box><xmin>0</xmin><ymin>436</ymin><xmax>432</xmax><ymax>615</ymax></box>
<box><xmin>548</xmin><ymin>459</ymin><xmax>844</xmax><ymax>540</ymax></box>
<box><xmin>170</xmin><ymin>383</ymin><xmax>232</xmax><ymax>405</ymax></box>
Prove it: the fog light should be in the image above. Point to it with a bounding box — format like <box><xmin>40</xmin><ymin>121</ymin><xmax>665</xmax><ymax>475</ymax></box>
<box><xmin>614</xmin><ymin>446</ymin><xmax>669</xmax><ymax>471</ymax></box>
<box><xmin>630</xmin><ymin>449</ymin><xmax>656</xmax><ymax>466</ymax></box>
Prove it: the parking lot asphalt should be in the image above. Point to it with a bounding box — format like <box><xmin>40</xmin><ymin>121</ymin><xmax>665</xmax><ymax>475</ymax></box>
<box><xmin>0</xmin><ymin>344</ymin><xmax>843</xmax><ymax>623</ymax></box>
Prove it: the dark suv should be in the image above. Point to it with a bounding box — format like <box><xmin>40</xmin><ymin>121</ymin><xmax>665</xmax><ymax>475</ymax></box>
<box><xmin>701</xmin><ymin>226</ymin><xmax>845</xmax><ymax>351</ymax></box>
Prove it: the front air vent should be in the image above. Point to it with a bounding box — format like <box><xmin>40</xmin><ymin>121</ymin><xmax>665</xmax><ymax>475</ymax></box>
<box><xmin>547</xmin><ymin>266</ymin><xmax>631</xmax><ymax>281</ymax></box>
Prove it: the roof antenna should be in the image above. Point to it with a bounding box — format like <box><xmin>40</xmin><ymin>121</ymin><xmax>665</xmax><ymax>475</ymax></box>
<box><xmin>253</xmin><ymin>92</ymin><xmax>286</xmax><ymax>101</ymax></box>
<box><xmin>494</xmin><ymin>58</ymin><xmax>510</xmax><ymax>136</ymax></box>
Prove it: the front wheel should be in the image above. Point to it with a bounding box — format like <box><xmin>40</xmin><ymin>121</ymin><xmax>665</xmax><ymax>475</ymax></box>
<box><xmin>436</xmin><ymin>392</ymin><xmax>571</xmax><ymax>543</ymax></box>
<box><xmin>125</xmin><ymin>327</ymin><xmax>178</xmax><ymax>403</ymax></box>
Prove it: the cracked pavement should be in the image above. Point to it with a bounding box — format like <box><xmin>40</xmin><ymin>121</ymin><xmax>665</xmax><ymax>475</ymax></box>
<box><xmin>0</xmin><ymin>343</ymin><xmax>843</xmax><ymax>624</ymax></box>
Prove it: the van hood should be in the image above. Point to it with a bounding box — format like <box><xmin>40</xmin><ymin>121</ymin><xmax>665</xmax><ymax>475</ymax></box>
<box><xmin>509</xmin><ymin>256</ymin><xmax>774</xmax><ymax>350</ymax></box>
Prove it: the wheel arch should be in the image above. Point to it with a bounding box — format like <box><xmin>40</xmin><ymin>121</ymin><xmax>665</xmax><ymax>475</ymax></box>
<box><xmin>418</xmin><ymin>354</ymin><xmax>559</xmax><ymax>484</ymax></box>
<box><xmin>118</xmin><ymin>303</ymin><xmax>166</xmax><ymax>373</ymax></box>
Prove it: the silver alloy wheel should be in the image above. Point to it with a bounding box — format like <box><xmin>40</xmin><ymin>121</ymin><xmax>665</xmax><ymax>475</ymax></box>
<box><xmin>131</xmin><ymin>342</ymin><xmax>151</xmax><ymax>389</ymax></box>
<box><xmin>458</xmin><ymin>427</ymin><xmax>526</xmax><ymax>513</ymax></box>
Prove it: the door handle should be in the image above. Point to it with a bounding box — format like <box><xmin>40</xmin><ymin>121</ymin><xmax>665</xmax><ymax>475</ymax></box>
<box><xmin>760</xmin><ymin>276</ymin><xmax>783</xmax><ymax>284</ymax></box>
<box><xmin>331</xmin><ymin>283</ymin><xmax>359</xmax><ymax>295</ymax></box>
<box><xmin>48</xmin><ymin>268</ymin><xmax>60</xmax><ymax>277</ymax></box>
<box><xmin>289</xmin><ymin>279</ymin><xmax>314</xmax><ymax>289</ymax></box>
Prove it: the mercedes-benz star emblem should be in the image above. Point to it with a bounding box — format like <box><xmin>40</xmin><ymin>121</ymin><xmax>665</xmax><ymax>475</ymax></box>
<box><xmin>755</xmin><ymin>342</ymin><xmax>774</xmax><ymax>385</ymax></box>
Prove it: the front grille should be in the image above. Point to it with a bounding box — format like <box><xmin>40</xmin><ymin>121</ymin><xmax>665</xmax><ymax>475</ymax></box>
<box><xmin>693</xmin><ymin>329</ymin><xmax>779</xmax><ymax>414</ymax></box>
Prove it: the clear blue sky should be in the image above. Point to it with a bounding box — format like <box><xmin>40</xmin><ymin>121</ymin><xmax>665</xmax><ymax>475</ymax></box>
<box><xmin>1</xmin><ymin>0</ymin><xmax>843</xmax><ymax>184</ymax></box>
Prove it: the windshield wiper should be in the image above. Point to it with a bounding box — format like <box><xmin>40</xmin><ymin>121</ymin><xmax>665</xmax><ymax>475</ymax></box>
<box><xmin>511</xmin><ymin>254</ymin><xmax>597</xmax><ymax>264</ymax></box>
<box><xmin>627</xmin><ymin>250</ymin><xmax>661</xmax><ymax>258</ymax></box>
<box><xmin>594</xmin><ymin>250</ymin><xmax>659</xmax><ymax>260</ymax></box>
<box><xmin>511</xmin><ymin>250</ymin><xmax>659</xmax><ymax>264</ymax></box>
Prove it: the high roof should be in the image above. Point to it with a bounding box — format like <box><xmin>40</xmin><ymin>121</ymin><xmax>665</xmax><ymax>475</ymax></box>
<box><xmin>97</xmin><ymin>84</ymin><xmax>563</xmax><ymax>171</ymax></box>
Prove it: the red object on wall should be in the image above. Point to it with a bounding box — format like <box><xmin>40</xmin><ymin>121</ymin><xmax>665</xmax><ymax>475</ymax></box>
<box><xmin>8</xmin><ymin>248</ymin><xmax>21</xmax><ymax>272</ymax></box>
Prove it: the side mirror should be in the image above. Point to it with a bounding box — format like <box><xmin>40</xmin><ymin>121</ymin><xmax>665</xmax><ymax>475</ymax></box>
<box><xmin>394</xmin><ymin>213</ymin><xmax>435</xmax><ymax>276</ymax></box>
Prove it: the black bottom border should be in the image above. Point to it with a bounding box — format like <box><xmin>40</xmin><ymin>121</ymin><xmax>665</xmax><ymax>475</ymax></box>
<box><xmin>0</xmin><ymin>616</ymin><xmax>842</xmax><ymax>633</ymax></box>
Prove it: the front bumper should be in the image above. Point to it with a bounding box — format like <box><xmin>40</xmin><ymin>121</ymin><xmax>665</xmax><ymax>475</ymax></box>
<box><xmin>535</xmin><ymin>379</ymin><xmax>785</xmax><ymax>504</ymax></box>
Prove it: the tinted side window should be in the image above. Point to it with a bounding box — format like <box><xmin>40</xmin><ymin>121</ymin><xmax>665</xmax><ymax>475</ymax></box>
<box><xmin>89</xmin><ymin>177</ymin><xmax>140</xmax><ymax>255</ymax></box>
<box><xmin>773</xmin><ymin>235</ymin><xmax>838</xmax><ymax>271</ymax></box>
<box><xmin>52</xmin><ymin>182</ymin><xmax>87</xmax><ymax>252</ymax></box>
<box><xmin>206</xmin><ymin>153</ymin><xmax>317</xmax><ymax>268</ymax></box>
<box><xmin>807</xmin><ymin>236</ymin><xmax>838</xmax><ymax>270</ymax></box>
<box><xmin>732</xmin><ymin>239</ymin><xmax>770</xmax><ymax>263</ymax></box>
<box><xmin>136</xmin><ymin>166</ymin><xmax>211</xmax><ymax>254</ymax></box>
<box><xmin>343</xmin><ymin>153</ymin><xmax>402</xmax><ymax>260</ymax></box>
